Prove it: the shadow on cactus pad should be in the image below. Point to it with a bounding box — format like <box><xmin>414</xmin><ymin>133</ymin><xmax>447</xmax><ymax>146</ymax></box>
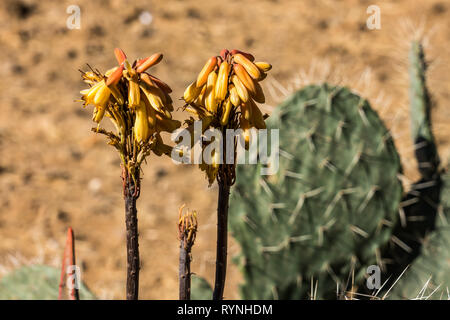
<box><xmin>388</xmin><ymin>166</ymin><xmax>450</xmax><ymax>299</ymax></box>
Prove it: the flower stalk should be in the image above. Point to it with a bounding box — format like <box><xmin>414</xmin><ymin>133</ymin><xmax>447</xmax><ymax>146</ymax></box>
<box><xmin>178</xmin><ymin>205</ymin><xmax>198</xmax><ymax>300</ymax></box>
<box><xmin>213</xmin><ymin>179</ymin><xmax>230</xmax><ymax>300</ymax></box>
<box><xmin>181</xmin><ymin>49</ymin><xmax>272</xmax><ymax>300</ymax></box>
<box><xmin>124</xmin><ymin>169</ymin><xmax>140</xmax><ymax>300</ymax></box>
<box><xmin>78</xmin><ymin>48</ymin><xmax>179</xmax><ymax>299</ymax></box>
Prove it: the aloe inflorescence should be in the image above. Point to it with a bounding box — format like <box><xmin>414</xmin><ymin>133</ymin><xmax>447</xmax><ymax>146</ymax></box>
<box><xmin>182</xmin><ymin>49</ymin><xmax>271</xmax><ymax>185</ymax></box>
<box><xmin>79</xmin><ymin>48</ymin><xmax>179</xmax><ymax>171</ymax></box>
<box><xmin>78</xmin><ymin>48</ymin><xmax>179</xmax><ymax>300</ymax></box>
<box><xmin>182</xmin><ymin>49</ymin><xmax>272</xmax><ymax>300</ymax></box>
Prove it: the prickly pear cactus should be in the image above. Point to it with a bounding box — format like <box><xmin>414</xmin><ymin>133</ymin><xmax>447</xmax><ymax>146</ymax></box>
<box><xmin>229</xmin><ymin>84</ymin><xmax>403</xmax><ymax>299</ymax></box>
<box><xmin>0</xmin><ymin>265</ymin><xmax>96</xmax><ymax>300</ymax></box>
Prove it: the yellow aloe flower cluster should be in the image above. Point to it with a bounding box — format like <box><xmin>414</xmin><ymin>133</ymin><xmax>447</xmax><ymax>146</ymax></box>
<box><xmin>79</xmin><ymin>48</ymin><xmax>180</xmax><ymax>176</ymax></box>
<box><xmin>182</xmin><ymin>49</ymin><xmax>272</xmax><ymax>184</ymax></box>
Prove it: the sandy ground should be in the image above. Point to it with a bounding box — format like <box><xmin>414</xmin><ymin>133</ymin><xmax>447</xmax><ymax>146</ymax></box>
<box><xmin>0</xmin><ymin>0</ymin><xmax>449</xmax><ymax>299</ymax></box>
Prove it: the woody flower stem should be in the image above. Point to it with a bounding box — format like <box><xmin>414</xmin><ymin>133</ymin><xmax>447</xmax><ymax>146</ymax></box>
<box><xmin>182</xmin><ymin>48</ymin><xmax>271</xmax><ymax>300</ymax></box>
<box><xmin>179</xmin><ymin>237</ymin><xmax>192</xmax><ymax>300</ymax></box>
<box><xmin>212</xmin><ymin>123</ymin><xmax>236</xmax><ymax>300</ymax></box>
<box><xmin>124</xmin><ymin>169</ymin><xmax>140</xmax><ymax>300</ymax></box>
<box><xmin>213</xmin><ymin>178</ymin><xmax>231</xmax><ymax>300</ymax></box>
<box><xmin>79</xmin><ymin>48</ymin><xmax>179</xmax><ymax>301</ymax></box>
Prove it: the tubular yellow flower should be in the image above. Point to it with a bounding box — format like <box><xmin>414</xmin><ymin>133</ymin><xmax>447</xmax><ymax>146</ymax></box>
<box><xmin>254</xmin><ymin>61</ymin><xmax>272</xmax><ymax>72</ymax></box>
<box><xmin>231</xmin><ymin>75</ymin><xmax>249</xmax><ymax>103</ymax></box>
<box><xmin>232</xmin><ymin>53</ymin><xmax>261</xmax><ymax>79</ymax></box>
<box><xmin>93</xmin><ymin>81</ymin><xmax>112</xmax><ymax>108</ymax></box>
<box><xmin>196</xmin><ymin>85</ymin><xmax>207</xmax><ymax>105</ymax></box>
<box><xmin>215</xmin><ymin>60</ymin><xmax>230</xmax><ymax>101</ymax></box>
<box><xmin>229</xmin><ymin>84</ymin><xmax>241</xmax><ymax>107</ymax></box>
<box><xmin>134</xmin><ymin>101</ymin><xmax>150</xmax><ymax>143</ymax></box>
<box><xmin>197</xmin><ymin>56</ymin><xmax>218</xmax><ymax>87</ymax></box>
<box><xmin>183</xmin><ymin>81</ymin><xmax>202</xmax><ymax>104</ymax></box>
<box><xmin>108</xmin><ymin>84</ymin><xmax>125</xmax><ymax>105</ymax></box>
<box><xmin>128</xmin><ymin>78</ymin><xmax>140</xmax><ymax>107</ymax></box>
<box><xmin>93</xmin><ymin>106</ymin><xmax>106</xmax><ymax>123</ymax></box>
<box><xmin>81</xmin><ymin>81</ymin><xmax>103</xmax><ymax>106</ymax></box>
<box><xmin>220</xmin><ymin>98</ymin><xmax>233</xmax><ymax>126</ymax></box>
<box><xmin>141</xmin><ymin>85</ymin><xmax>164</xmax><ymax>113</ymax></box>
<box><xmin>205</xmin><ymin>71</ymin><xmax>218</xmax><ymax>113</ymax></box>
<box><xmin>136</xmin><ymin>53</ymin><xmax>163</xmax><ymax>73</ymax></box>
<box><xmin>241</xmin><ymin>100</ymin><xmax>252</xmax><ymax>121</ymax></box>
<box><xmin>233</xmin><ymin>63</ymin><xmax>256</xmax><ymax>95</ymax></box>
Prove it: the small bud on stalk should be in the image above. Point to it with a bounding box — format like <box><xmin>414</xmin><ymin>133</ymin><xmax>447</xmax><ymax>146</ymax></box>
<box><xmin>178</xmin><ymin>205</ymin><xmax>198</xmax><ymax>300</ymax></box>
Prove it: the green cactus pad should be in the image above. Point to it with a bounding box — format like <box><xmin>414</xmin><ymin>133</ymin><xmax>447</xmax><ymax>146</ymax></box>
<box><xmin>229</xmin><ymin>84</ymin><xmax>403</xmax><ymax>299</ymax></box>
<box><xmin>0</xmin><ymin>265</ymin><xmax>96</xmax><ymax>300</ymax></box>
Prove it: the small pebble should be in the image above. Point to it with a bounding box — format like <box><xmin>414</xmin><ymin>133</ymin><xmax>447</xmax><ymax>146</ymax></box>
<box><xmin>88</xmin><ymin>178</ymin><xmax>102</xmax><ymax>193</ymax></box>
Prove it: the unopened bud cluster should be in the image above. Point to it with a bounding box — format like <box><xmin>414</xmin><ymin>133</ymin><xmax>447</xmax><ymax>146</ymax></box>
<box><xmin>79</xmin><ymin>48</ymin><xmax>180</xmax><ymax>177</ymax></box>
<box><xmin>182</xmin><ymin>49</ymin><xmax>272</xmax><ymax>184</ymax></box>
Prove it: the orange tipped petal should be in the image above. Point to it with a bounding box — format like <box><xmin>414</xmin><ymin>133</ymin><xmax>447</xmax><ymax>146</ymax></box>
<box><xmin>136</xmin><ymin>53</ymin><xmax>163</xmax><ymax>73</ymax></box>
<box><xmin>148</xmin><ymin>74</ymin><xmax>172</xmax><ymax>93</ymax></box>
<box><xmin>106</xmin><ymin>65</ymin><xmax>124</xmax><ymax>86</ymax></box>
<box><xmin>135</xmin><ymin>58</ymin><xmax>146</xmax><ymax>68</ymax></box>
<box><xmin>233</xmin><ymin>63</ymin><xmax>256</xmax><ymax>94</ymax></box>
<box><xmin>220</xmin><ymin>49</ymin><xmax>230</xmax><ymax>60</ymax></box>
<box><xmin>216</xmin><ymin>56</ymin><xmax>223</xmax><ymax>68</ymax></box>
<box><xmin>140</xmin><ymin>72</ymin><xmax>156</xmax><ymax>87</ymax></box>
<box><xmin>196</xmin><ymin>56</ymin><xmax>218</xmax><ymax>87</ymax></box>
<box><xmin>233</xmin><ymin>54</ymin><xmax>261</xmax><ymax>79</ymax></box>
<box><xmin>114</xmin><ymin>48</ymin><xmax>127</xmax><ymax>65</ymax></box>
<box><xmin>231</xmin><ymin>49</ymin><xmax>255</xmax><ymax>62</ymax></box>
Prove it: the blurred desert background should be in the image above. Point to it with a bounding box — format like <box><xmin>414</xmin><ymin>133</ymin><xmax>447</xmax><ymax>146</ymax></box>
<box><xmin>0</xmin><ymin>0</ymin><xmax>449</xmax><ymax>299</ymax></box>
